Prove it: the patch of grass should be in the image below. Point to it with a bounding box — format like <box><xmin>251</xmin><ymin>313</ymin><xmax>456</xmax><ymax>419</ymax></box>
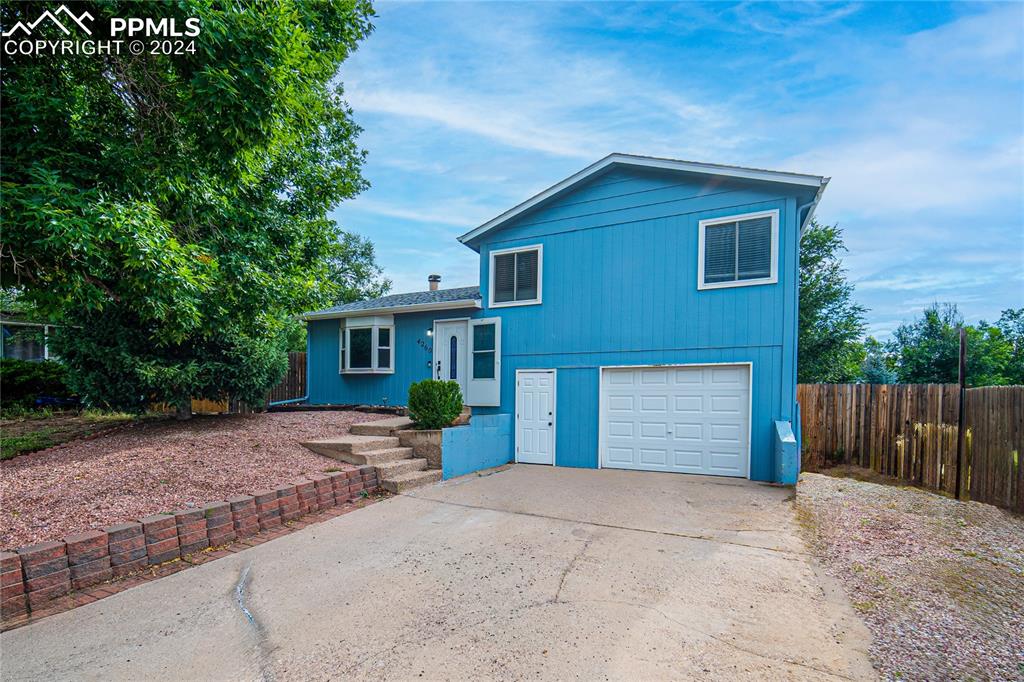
<box><xmin>1</xmin><ymin>429</ymin><xmax>57</xmax><ymax>460</ymax></box>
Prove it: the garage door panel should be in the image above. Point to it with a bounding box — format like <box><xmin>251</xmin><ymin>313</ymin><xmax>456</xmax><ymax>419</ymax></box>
<box><xmin>602</xmin><ymin>365</ymin><xmax>749</xmax><ymax>478</ymax></box>
<box><xmin>709</xmin><ymin>395</ymin><xmax>742</xmax><ymax>414</ymax></box>
<box><xmin>607</xmin><ymin>371</ymin><xmax>634</xmax><ymax>385</ymax></box>
<box><xmin>606</xmin><ymin>446</ymin><xmax>634</xmax><ymax>464</ymax></box>
<box><xmin>639</xmin><ymin>448</ymin><xmax>668</xmax><ymax>465</ymax></box>
<box><xmin>672</xmin><ymin>369</ymin><xmax>703</xmax><ymax>385</ymax></box>
<box><xmin>674</xmin><ymin>395</ymin><xmax>703</xmax><ymax>413</ymax></box>
<box><xmin>709</xmin><ymin>423</ymin><xmax>742</xmax><ymax>443</ymax></box>
<box><xmin>639</xmin><ymin>395</ymin><xmax>667</xmax><ymax>412</ymax></box>
<box><xmin>607</xmin><ymin>421</ymin><xmax>634</xmax><ymax>438</ymax></box>
<box><xmin>640</xmin><ymin>422</ymin><xmax>668</xmax><ymax>439</ymax></box>
<box><xmin>672</xmin><ymin>449</ymin><xmax>703</xmax><ymax>468</ymax></box>
<box><xmin>709</xmin><ymin>450</ymin><xmax>742</xmax><ymax>472</ymax></box>
<box><xmin>674</xmin><ymin>423</ymin><xmax>702</xmax><ymax>441</ymax></box>
<box><xmin>608</xmin><ymin>395</ymin><xmax>634</xmax><ymax>411</ymax></box>
<box><xmin>711</xmin><ymin>367</ymin><xmax>745</xmax><ymax>385</ymax></box>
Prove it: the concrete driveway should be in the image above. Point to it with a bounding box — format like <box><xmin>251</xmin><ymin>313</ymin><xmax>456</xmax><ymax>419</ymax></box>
<box><xmin>1</xmin><ymin>466</ymin><xmax>873</xmax><ymax>681</ymax></box>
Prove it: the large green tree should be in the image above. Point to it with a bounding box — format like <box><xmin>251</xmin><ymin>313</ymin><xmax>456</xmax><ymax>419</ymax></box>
<box><xmin>858</xmin><ymin>336</ymin><xmax>896</xmax><ymax>384</ymax></box>
<box><xmin>887</xmin><ymin>303</ymin><xmax>1015</xmax><ymax>386</ymax></box>
<box><xmin>1</xmin><ymin>1</ymin><xmax>376</xmax><ymax>414</ymax></box>
<box><xmin>328</xmin><ymin>232</ymin><xmax>392</xmax><ymax>305</ymax></box>
<box><xmin>995</xmin><ymin>308</ymin><xmax>1024</xmax><ymax>384</ymax></box>
<box><xmin>798</xmin><ymin>220</ymin><xmax>867</xmax><ymax>382</ymax></box>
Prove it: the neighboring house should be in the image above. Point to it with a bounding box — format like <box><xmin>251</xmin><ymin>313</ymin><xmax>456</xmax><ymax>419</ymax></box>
<box><xmin>0</xmin><ymin>315</ymin><xmax>54</xmax><ymax>362</ymax></box>
<box><xmin>304</xmin><ymin>154</ymin><xmax>828</xmax><ymax>484</ymax></box>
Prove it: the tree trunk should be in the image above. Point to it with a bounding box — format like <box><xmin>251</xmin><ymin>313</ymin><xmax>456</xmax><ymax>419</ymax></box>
<box><xmin>175</xmin><ymin>396</ymin><xmax>192</xmax><ymax>421</ymax></box>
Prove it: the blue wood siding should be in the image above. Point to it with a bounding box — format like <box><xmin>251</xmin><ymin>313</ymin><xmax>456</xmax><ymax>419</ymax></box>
<box><xmin>308</xmin><ymin>309</ymin><xmax>481</xmax><ymax>406</ymax></box>
<box><xmin>306</xmin><ymin>165</ymin><xmax>815</xmax><ymax>482</ymax></box>
<box><xmin>471</xmin><ymin>167</ymin><xmax>815</xmax><ymax>482</ymax></box>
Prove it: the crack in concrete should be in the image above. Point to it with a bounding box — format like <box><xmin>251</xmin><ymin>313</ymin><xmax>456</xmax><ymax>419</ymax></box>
<box><xmin>409</xmin><ymin>495</ymin><xmax>815</xmax><ymax>560</ymax></box>
<box><xmin>570</xmin><ymin>598</ymin><xmax>859</xmax><ymax>681</ymax></box>
<box><xmin>235</xmin><ymin>563</ymin><xmax>257</xmax><ymax>626</ymax></box>
<box><xmin>233</xmin><ymin>561</ymin><xmax>275</xmax><ymax>682</ymax></box>
<box><xmin>553</xmin><ymin>536</ymin><xmax>592</xmax><ymax>603</ymax></box>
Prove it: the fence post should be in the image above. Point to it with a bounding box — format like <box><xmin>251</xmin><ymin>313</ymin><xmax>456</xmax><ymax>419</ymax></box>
<box><xmin>955</xmin><ymin>327</ymin><xmax>967</xmax><ymax>500</ymax></box>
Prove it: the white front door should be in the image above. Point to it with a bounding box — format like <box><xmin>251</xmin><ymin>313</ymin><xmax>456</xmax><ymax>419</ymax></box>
<box><xmin>600</xmin><ymin>364</ymin><xmax>750</xmax><ymax>478</ymax></box>
<box><xmin>434</xmin><ymin>320</ymin><xmax>468</xmax><ymax>399</ymax></box>
<box><xmin>516</xmin><ymin>370</ymin><xmax>555</xmax><ymax>465</ymax></box>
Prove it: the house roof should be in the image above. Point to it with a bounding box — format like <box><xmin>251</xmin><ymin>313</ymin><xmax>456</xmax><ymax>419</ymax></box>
<box><xmin>303</xmin><ymin>286</ymin><xmax>482</xmax><ymax>320</ymax></box>
<box><xmin>458</xmin><ymin>153</ymin><xmax>829</xmax><ymax>246</ymax></box>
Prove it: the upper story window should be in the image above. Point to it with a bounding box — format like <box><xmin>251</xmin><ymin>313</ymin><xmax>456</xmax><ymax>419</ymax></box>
<box><xmin>489</xmin><ymin>244</ymin><xmax>542</xmax><ymax>307</ymax></box>
<box><xmin>698</xmin><ymin>209</ymin><xmax>779</xmax><ymax>290</ymax></box>
<box><xmin>340</xmin><ymin>319</ymin><xmax>394</xmax><ymax>374</ymax></box>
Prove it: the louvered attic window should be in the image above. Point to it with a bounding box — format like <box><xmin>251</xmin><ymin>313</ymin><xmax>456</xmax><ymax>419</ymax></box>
<box><xmin>489</xmin><ymin>244</ymin><xmax>542</xmax><ymax>307</ymax></box>
<box><xmin>698</xmin><ymin>210</ymin><xmax>779</xmax><ymax>290</ymax></box>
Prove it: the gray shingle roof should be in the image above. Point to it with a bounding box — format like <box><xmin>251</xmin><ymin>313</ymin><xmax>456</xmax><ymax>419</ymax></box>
<box><xmin>304</xmin><ymin>286</ymin><xmax>481</xmax><ymax>317</ymax></box>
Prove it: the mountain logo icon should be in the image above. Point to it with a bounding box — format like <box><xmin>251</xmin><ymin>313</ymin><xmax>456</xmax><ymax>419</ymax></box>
<box><xmin>3</xmin><ymin>5</ymin><xmax>94</xmax><ymax>37</ymax></box>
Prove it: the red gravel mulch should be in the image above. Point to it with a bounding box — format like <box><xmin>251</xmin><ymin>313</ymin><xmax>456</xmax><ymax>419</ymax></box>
<box><xmin>1</xmin><ymin>410</ymin><xmax>385</xmax><ymax>549</ymax></box>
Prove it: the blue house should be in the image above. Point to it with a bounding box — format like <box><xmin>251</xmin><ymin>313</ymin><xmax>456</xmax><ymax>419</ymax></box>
<box><xmin>304</xmin><ymin>154</ymin><xmax>828</xmax><ymax>485</ymax></box>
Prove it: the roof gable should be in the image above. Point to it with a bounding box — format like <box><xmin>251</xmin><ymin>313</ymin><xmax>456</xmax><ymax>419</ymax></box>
<box><xmin>458</xmin><ymin>153</ymin><xmax>828</xmax><ymax>247</ymax></box>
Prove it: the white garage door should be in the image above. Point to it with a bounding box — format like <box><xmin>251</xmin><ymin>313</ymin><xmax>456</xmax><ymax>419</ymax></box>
<box><xmin>600</xmin><ymin>364</ymin><xmax>750</xmax><ymax>478</ymax></box>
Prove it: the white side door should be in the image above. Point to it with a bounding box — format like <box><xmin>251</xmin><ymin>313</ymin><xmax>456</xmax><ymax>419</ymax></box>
<box><xmin>433</xmin><ymin>320</ymin><xmax>468</xmax><ymax>399</ymax></box>
<box><xmin>515</xmin><ymin>370</ymin><xmax>555</xmax><ymax>465</ymax></box>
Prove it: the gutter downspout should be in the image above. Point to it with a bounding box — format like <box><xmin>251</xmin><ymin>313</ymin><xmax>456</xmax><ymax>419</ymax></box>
<box><xmin>791</xmin><ymin>177</ymin><xmax>830</xmax><ymax>477</ymax></box>
<box><xmin>268</xmin><ymin>325</ymin><xmax>310</xmax><ymax>406</ymax></box>
<box><xmin>798</xmin><ymin>177</ymin><xmax>829</xmax><ymax>236</ymax></box>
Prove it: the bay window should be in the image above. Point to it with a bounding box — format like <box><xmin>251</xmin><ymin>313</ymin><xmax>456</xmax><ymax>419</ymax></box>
<box><xmin>340</xmin><ymin>317</ymin><xmax>394</xmax><ymax>374</ymax></box>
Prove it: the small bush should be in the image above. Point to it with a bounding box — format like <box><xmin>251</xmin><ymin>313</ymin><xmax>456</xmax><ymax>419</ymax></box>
<box><xmin>407</xmin><ymin>379</ymin><xmax>463</xmax><ymax>430</ymax></box>
<box><xmin>0</xmin><ymin>359</ymin><xmax>70</xmax><ymax>409</ymax></box>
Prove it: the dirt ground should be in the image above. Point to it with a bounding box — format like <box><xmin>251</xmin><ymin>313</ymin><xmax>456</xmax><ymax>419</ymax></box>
<box><xmin>0</xmin><ymin>411</ymin><xmax>155</xmax><ymax>460</ymax></box>
<box><xmin>797</xmin><ymin>470</ymin><xmax>1024</xmax><ymax>681</ymax></box>
<box><xmin>0</xmin><ymin>410</ymin><xmax>381</xmax><ymax>548</ymax></box>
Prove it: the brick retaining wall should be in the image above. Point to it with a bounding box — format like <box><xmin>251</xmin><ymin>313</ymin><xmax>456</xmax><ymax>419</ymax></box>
<box><xmin>0</xmin><ymin>465</ymin><xmax>379</xmax><ymax>625</ymax></box>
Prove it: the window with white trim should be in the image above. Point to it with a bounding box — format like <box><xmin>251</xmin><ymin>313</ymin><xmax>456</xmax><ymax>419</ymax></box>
<box><xmin>489</xmin><ymin>244</ymin><xmax>542</xmax><ymax>307</ymax></box>
<box><xmin>698</xmin><ymin>209</ymin><xmax>778</xmax><ymax>290</ymax></box>
<box><xmin>340</xmin><ymin>322</ymin><xmax>394</xmax><ymax>374</ymax></box>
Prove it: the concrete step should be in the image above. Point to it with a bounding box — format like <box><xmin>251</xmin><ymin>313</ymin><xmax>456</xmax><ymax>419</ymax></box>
<box><xmin>358</xmin><ymin>447</ymin><xmax>416</xmax><ymax>466</ymax></box>
<box><xmin>350</xmin><ymin>417</ymin><xmax>416</xmax><ymax>437</ymax></box>
<box><xmin>381</xmin><ymin>469</ymin><xmax>443</xmax><ymax>494</ymax></box>
<box><xmin>375</xmin><ymin>457</ymin><xmax>428</xmax><ymax>479</ymax></box>
<box><xmin>300</xmin><ymin>435</ymin><xmax>401</xmax><ymax>462</ymax></box>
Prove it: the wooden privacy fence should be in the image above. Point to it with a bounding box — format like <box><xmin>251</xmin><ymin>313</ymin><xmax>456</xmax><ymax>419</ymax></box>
<box><xmin>266</xmin><ymin>352</ymin><xmax>306</xmax><ymax>403</ymax></box>
<box><xmin>798</xmin><ymin>384</ymin><xmax>1023</xmax><ymax>512</ymax></box>
<box><xmin>153</xmin><ymin>352</ymin><xmax>307</xmax><ymax>415</ymax></box>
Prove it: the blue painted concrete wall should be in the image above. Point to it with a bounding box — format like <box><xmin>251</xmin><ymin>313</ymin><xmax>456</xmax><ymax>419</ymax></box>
<box><xmin>307</xmin><ymin>164</ymin><xmax>815</xmax><ymax>482</ymax></box>
<box><xmin>441</xmin><ymin>414</ymin><xmax>513</xmax><ymax>479</ymax></box>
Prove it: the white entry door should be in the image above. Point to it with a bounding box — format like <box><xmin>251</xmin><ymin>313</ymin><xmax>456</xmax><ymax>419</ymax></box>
<box><xmin>434</xmin><ymin>320</ymin><xmax>468</xmax><ymax>399</ymax></box>
<box><xmin>515</xmin><ymin>370</ymin><xmax>555</xmax><ymax>465</ymax></box>
<box><xmin>600</xmin><ymin>364</ymin><xmax>750</xmax><ymax>478</ymax></box>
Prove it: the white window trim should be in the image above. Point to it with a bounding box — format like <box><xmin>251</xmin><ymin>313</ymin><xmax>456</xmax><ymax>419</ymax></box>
<box><xmin>488</xmin><ymin>244</ymin><xmax>543</xmax><ymax>308</ymax></box>
<box><xmin>697</xmin><ymin>209</ymin><xmax>779</xmax><ymax>290</ymax></box>
<box><xmin>466</xmin><ymin>317</ymin><xmax>501</xmax><ymax>406</ymax></box>
<box><xmin>339</xmin><ymin>322</ymin><xmax>395</xmax><ymax>374</ymax></box>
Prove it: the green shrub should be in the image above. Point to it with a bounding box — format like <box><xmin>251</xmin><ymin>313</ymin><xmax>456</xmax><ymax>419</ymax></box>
<box><xmin>0</xmin><ymin>359</ymin><xmax>70</xmax><ymax>408</ymax></box>
<box><xmin>407</xmin><ymin>379</ymin><xmax>463</xmax><ymax>430</ymax></box>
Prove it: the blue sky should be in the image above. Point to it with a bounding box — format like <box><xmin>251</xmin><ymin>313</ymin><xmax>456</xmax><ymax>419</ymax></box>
<box><xmin>331</xmin><ymin>1</ymin><xmax>1023</xmax><ymax>339</ymax></box>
